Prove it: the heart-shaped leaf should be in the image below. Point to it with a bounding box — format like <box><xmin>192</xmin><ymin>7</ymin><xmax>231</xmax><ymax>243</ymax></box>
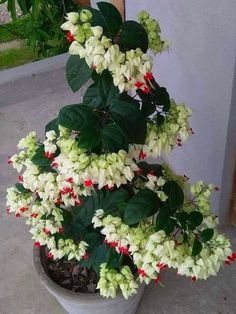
<box><xmin>109</xmin><ymin>99</ymin><xmax>147</xmax><ymax>144</ymax></box>
<box><xmin>58</xmin><ymin>104</ymin><xmax>98</xmax><ymax>131</ymax></box>
<box><xmin>66</xmin><ymin>55</ymin><xmax>93</xmax><ymax>93</ymax></box>
<box><xmin>120</xmin><ymin>21</ymin><xmax>148</xmax><ymax>52</ymax></box>
<box><xmin>124</xmin><ymin>189</ymin><xmax>160</xmax><ymax>225</ymax></box>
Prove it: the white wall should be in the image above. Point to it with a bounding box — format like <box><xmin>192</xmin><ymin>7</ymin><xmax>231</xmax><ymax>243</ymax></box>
<box><xmin>126</xmin><ymin>0</ymin><xmax>236</xmax><ymax>215</ymax></box>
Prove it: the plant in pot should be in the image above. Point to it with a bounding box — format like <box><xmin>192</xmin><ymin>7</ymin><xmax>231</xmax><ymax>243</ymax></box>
<box><xmin>6</xmin><ymin>2</ymin><xmax>236</xmax><ymax>314</ymax></box>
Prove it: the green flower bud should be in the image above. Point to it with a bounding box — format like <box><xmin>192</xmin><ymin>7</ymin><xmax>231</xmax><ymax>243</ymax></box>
<box><xmin>80</xmin><ymin>9</ymin><xmax>92</xmax><ymax>23</ymax></box>
<box><xmin>75</xmin><ymin>32</ymin><xmax>86</xmax><ymax>43</ymax></box>
<box><xmin>82</xmin><ymin>22</ymin><xmax>91</xmax><ymax>31</ymax></box>
<box><xmin>138</xmin><ymin>10</ymin><xmax>150</xmax><ymax>21</ymax></box>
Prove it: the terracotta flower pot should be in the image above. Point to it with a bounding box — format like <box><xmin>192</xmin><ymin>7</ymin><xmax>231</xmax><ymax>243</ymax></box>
<box><xmin>33</xmin><ymin>247</ymin><xmax>145</xmax><ymax>314</ymax></box>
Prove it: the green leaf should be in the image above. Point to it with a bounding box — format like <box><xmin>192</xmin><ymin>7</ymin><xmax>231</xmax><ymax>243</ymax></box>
<box><xmin>83</xmin><ymin>81</ymin><xmax>103</xmax><ymax>108</ymax></box>
<box><xmin>17</xmin><ymin>0</ymin><xmax>31</xmax><ymax>14</ymax></box>
<box><xmin>182</xmin><ymin>233</ymin><xmax>188</xmax><ymax>243</ymax></box>
<box><xmin>103</xmin><ymin>189</ymin><xmax>129</xmax><ymax>213</ymax></box>
<box><xmin>137</xmin><ymin>162</ymin><xmax>163</xmax><ymax>177</ymax></box>
<box><xmin>45</xmin><ymin>118</ymin><xmax>59</xmax><ymax>136</ymax></box>
<box><xmin>7</xmin><ymin>0</ymin><xmax>16</xmax><ymax>20</ymax></box>
<box><xmin>155</xmin><ymin>210</ymin><xmax>176</xmax><ymax>234</ymax></box>
<box><xmin>176</xmin><ymin>211</ymin><xmax>189</xmax><ymax>230</ymax></box>
<box><xmin>151</xmin><ymin>86</ymin><xmax>171</xmax><ymax>111</ymax></box>
<box><xmin>77</xmin><ymin>127</ymin><xmax>100</xmax><ymax>150</ymax></box>
<box><xmin>31</xmin><ymin>147</ymin><xmax>51</xmax><ymax>168</ymax></box>
<box><xmin>188</xmin><ymin>211</ymin><xmax>203</xmax><ymax>227</ymax></box>
<box><xmin>106</xmin><ymin>248</ymin><xmax>121</xmax><ymax>270</ymax></box>
<box><xmin>58</xmin><ymin>104</ymin><xmax>98</xmax><ymax>131</ymax></box>
<box><xmin>200</xmin><ymin>229</ymin><xmax>214</xmax><ymax>242</ymax></box>
<box><xmin>69</xmin><ymin>221</ymin><xmax>87</xmax><ymax>242</ymax></box>
<box><xmin>98</xmin><ymin>71</ymin><xmax>119</xmax><ymax>106</ymax></box>
<box><xmin>66</xmin><ymin>55</ymin><xmax>93</xmax><ymax>93</ymax></box>
<box><xmin>92</xmin><ymin>244</ymin><xmax>108</xmax><ymax>274</ymax></box>
<box><xmin>155</xmin><ymin>114</ymin><xmax>165</xmax><ymax>126</ymax></box>
<box><xmin>137</xmin><ymin>89</ymin><xmax>156</xmax><ymax>117</ymax></box>
<box><xmin>74</xmin><ymin>189</ymin><xmax>130</xmax><ymax>226</ymax></box>
<box><xmin>84</xmin><ymin>71</ymin><xmax>119</xmax><ymax>108</ymax></box>
<box><xmin>116</xmin><ymin>93</ymin><xmax>140</xmax><ymax>108</ymax></box>
<box><xmin>124</xmin><ymin>189</ymin><xmax>160</xmax><ymax>225</ymax></box>
<box><xmin>88</xmin><ymin>7</ymin><xmax>110</xmax><ymax>33</ymax></box>
<box><xmin>163</xmin><ymin>181</ymin><xmax>184</xmax><ymax>211</ymax></box>
<box><xmin>109</xmin><ymin>99</ymin><xmax>147</xmax><ymax>144</ymax></box>
<box><xmin>102</xmin><ymin>123</ymin><xmax>128</xmax><ymax>152</ymax></box>
<box><xmin>61</xmin><ymin>209</ymin><xmax>73</xmax><ymax>226</ymax></box>
<box><xmin>84</xmin><ymin>232</ymin><xmax>101</xmax><ymax>250</ymax></box>
<box><xmin>155</xmin><ymin>211</ymin><xmax>169</xmax><ymax>231</ymax></box>
<box><xmin>80</xmin><ymin>241</ymin><xmax>108</xmax><ymax>273</ymax></box>
<box><xmin>192</xmin><ymin>238</ymin><xmax>203</xmax><ymax>257</ymax></box>
<box><xmin>15</xmin><ymin>183</ymin><xmax>27</xmax><ymax>193</ymax></box>
<box><xmin>97</xmin><ymin>2</ymin><xmax>123</xmax><ymax>35</ymax></box>
<box><xmin>120</xmin><ymin>21</ymin><xmax>148</xmax><ymax>53</ymax></box>
<box><xmin>74</xmin><ymin>191</ymin><xmax>104</xmax><ymax>226</ymax></box>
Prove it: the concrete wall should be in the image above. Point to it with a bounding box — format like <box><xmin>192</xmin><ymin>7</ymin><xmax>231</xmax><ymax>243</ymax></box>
<box><xmin>126</xmin><ymin>0</ymin><xmax>236</xmax><ymax>216</ymax></box>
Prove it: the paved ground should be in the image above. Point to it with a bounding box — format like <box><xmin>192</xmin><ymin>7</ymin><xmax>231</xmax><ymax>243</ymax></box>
<box><xmin>0</xmin><ymin>60</ymin><xmax>236</xmax><ymax>314</ymax></box>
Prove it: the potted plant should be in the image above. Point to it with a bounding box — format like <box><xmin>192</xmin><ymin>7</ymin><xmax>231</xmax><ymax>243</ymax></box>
<box><xmin>6</xmin><ymin>2</ymin><xmax>235</xmax><ymax>314</ymax></box>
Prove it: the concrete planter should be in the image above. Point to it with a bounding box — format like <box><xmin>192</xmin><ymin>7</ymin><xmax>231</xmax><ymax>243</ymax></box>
<box><xmin>33</xmin><ymin>247</ymin><xmax>145</xmax><ymax>314</ymax></box>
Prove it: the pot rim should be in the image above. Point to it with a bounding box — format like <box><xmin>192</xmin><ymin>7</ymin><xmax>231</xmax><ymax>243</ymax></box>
<box><xmin>33</xmin><ymin>246</ymin><xmax>144</xmax><ymax>304</ymax></box>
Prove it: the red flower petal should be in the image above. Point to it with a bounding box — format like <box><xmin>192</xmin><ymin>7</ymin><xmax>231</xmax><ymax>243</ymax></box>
<box><xmin>66</xmin><ymin>32</ymin><xmax>75</xmax><ymax>43</ymax></box>
<box><xmin>144</xmin><ymin>72</ymin><xmax>154</xmax><ymax>80</ymax></box>
<box><xmin>142</xmin><ymin>85</ymin><xmax>151</xmax><ymax>94</ymax></box>
<box><xmin>135</xmin><ymin>81</ymin><xmax>143</xmax><ymax>88</ymax></box>
<box><xmin>82</xmin><ymin>252</ymin><xmax>90</xmax><ymax>260</ymax></box>
<box><xmin>84</xmin><ymin>179</ymin><xmax>94</xmax><ymax>187</ymax></box>
<box><xmin>58</xmin><ymin>227</ymin><xmax>65</xmax><ymax>234</ymax></box>
<box><xmin>139</xmin><ymin>150</ymin><xmax>146</xmax><ymax>160</ymax></box>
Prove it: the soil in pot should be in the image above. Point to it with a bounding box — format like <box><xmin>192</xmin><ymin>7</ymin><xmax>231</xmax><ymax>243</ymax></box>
<box><xmin>41</xmin><ymin>247</ymin><xmax>98</xmax><ymax>293</ymax></box>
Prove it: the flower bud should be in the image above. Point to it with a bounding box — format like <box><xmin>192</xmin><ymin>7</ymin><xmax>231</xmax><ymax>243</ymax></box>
<box><xmin>80</xmin><ymin>9</ymin><xmax>92</xmax><ymax>23</ymax></box>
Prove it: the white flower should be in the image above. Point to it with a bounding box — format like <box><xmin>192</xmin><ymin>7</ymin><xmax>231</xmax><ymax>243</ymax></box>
<box><xmin>91</xmin><ymin>26</ymin><xmax>103</xmax><ymax>38</ymax></box>
<box><xmin>66</xmin><ymin>12</ymin><xmax>80</xmax><ymax>24</ymax></box>
<box><xmin>69</xmin><ymin>41</ymin><xmax>86</xmax><ymax>56</ymax></box>
<box><xmin>92</xmin><ymin>209</ymin><xmax>104</xmax><ymax>228</ymax></box>
<box><xmin>46</xmin><ymin>130</ymin><xmax>57</xmax><ymax>141</ymax></box>
<box><xmin>61</xmin><ymin>21</ymin><xmax>78</xmax><ymax>35</ymax></box>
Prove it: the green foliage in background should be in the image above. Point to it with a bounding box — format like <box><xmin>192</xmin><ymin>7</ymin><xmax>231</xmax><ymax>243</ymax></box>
<box><xmin>0</xmin><ymin>16</ymin><xmax>29</xmax><ymax>42</ymax></box>
<box><xmin>0</xmin><ymin>45</ymin><xmax>38</xmax><ymax>69</ymax></box>
<box><xmin>0</xmin><ymin>0</ymin><xmax>80</xmax><ymax>56</ymax></box>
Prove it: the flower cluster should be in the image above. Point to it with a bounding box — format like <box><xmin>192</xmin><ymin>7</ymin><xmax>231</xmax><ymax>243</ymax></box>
<box><xmin>61</xmin><ymin>10</ymin><xmax>93</xmax><ymax>43</ymax></box>
<box><xmin>6</xmin><ymin>116</ymin><xmax>230</xmax><ymax>291</ymax></box>
<box><xmin>144</xmin><ymin>174</ymin><xmax>167</xmax><ymax>201</ymax></box>
<box><xmin>62</xmin><ymin>10</ymin><xmax>157</xmax><ymax>92</ymax></box>
<box><xmin>69</xmin><ymin>32</ymin><xmax>153</xmax><ymax>92</ymax></box>
<box><xmin>8</xmin><ymin>131</ymin><xmax>38</xmax><ymax>172</ymax></box>
<box><xmin>129</xmin><ymin>100</ymin><xmax>192</xmax><ymax>160</ymax></box>
<box><xmin>190</xmin><ymin>181</ymin><xmax>216</xmax><ymax>214</ymax></box>
<box><xmin>138</xmin><ymin>10</ymin><xmax>170</xmax><ymax>54</ymax></box>
<box><xmin>6</xmin><ymin>187</ymin><xmax>33</xmax><ymax>218</ymax></box>
<box><xmin>97</xmin><ymin>264</ymin><xmax>138</xmax><ymax>299</ymax></box>
<box><xmin>92</xmin><ymin>210</ymin><xmax>233</xmax><ymax>288</ymax></box>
